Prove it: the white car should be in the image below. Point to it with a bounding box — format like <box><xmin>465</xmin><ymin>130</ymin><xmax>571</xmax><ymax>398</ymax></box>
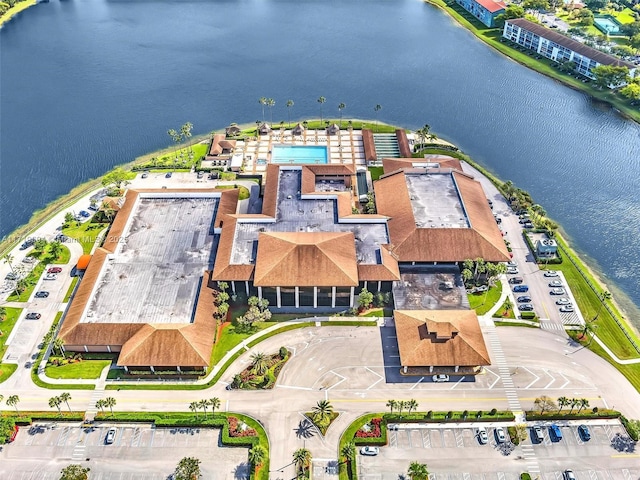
<box><xmin>44</xmin><ymin>274</ymin><xmax>58</xmax><ymax>281</ymax></box>
<box><xmin>507</xmin><ymin>267</ymin><xmax>519</xmax><ymax>274</ymax></box>
<box><xmin>559</xmin><ymin>305</ymin><xmax>575</xmax><ymax>313</ymax></box>
<box><xmin>432</xmin><ymin>374</ymin><xmax>450</xmax><ymax>383</ymax></box>
<box><xmin>555</xmin><ymin>297</ymin><xmax>571</xmax><ymax>305</ymax></box>
<box><xmin>105</xmin><ymin>427</ymin><xmax>117</xmax><ymax>444</ymax></box>
<box><xmin>477</xmin><ymin>427</ymin><xmax>488</xmax><ymax>444</ymax></box>
<box><xmin>548</xmin><ymin>280</ymin><xmax>563</xmax><ymax>287</ymax></box>
<box><xmin>360</xmin><ymin>446</ymin><xmax>379</xmax><ymax>456</ymax></box>
<box><xmin>543</xmin><ymin>270</ymin><xmax>559</xmax><ymax>277</ymax></box>
<box><xmin>495</xmin><ymin>427</ymin><xmax>506</xmax><ymax>443</ymax></box>
<box><xmin>550</xmin><ymin>288</ymin><xmax>566</xmax><ymax>295</ymax></box>
<box><xmin>507</xmin><ymin>261</ymin><xmax>518</xmax><ymax>268</ymax></box>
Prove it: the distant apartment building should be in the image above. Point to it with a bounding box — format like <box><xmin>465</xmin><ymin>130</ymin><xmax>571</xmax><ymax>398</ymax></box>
<box><xmin>503</xmin><ymin>18</ymin><xmax>636</xmax><ymax>81</ymax></box>
<box><xmin>456</xmin><ymin>0</ymin><xmax>506</xmax><ymax>28</ymax></box>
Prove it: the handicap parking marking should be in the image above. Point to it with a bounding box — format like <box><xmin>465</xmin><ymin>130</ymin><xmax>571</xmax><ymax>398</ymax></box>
<box><xmin>587</xmin><ymin>470</ymin><xmax>599</xmax><ymax>480</ymax></box>
<box><xmin>497</xmin><ymin>472</ymin><xmax>507</xmax><ymax>480</ymax></box>
<box><xmin>388</xmin><ymin>430</ymin><xmax>398</xmax><ymax>447</ymax></box>
<box><xmin>454</xmin><ymin>429</ymin><xmax>464</xmax><ymax>448</ymax></box>
<box><xmin>421</xmin><ymin>429</ymin><xmax>431</xmax><ymax>448</ymax></box>
<box><xmin>130</xmin><ymin>427</ymin><xmax>142</xmax><ymax>447</ymax></box>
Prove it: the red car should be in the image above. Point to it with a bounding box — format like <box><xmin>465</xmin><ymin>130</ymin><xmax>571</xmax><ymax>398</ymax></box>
<box><xmin>47</xmin><ymin>267</ymin><xmax>62</xmax><ymax>274</ymax></box>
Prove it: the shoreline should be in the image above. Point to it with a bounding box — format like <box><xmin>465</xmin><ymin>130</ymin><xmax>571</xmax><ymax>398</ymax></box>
<box><xmin>0</xmin><ymin>0</ymin><xmax>37</xmax><ymax>28</ymax></box>
<box><xmin>423</xmin><ymin>0</ymin><xmax>640</xmax><ymax>125</ymax></box>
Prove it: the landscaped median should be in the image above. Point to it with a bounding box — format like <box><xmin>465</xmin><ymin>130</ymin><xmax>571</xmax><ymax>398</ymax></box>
<box><xmin>92</xmin><ymin>411</ymin><xmax>269</xmax><ymax>480</ymax></box>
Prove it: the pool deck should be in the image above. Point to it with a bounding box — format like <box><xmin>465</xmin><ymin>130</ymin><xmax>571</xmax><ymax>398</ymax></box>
<box><xmin>239</xmin><ymin>128</ymin><xmax>366</xmax><ymax>174</ymax></box>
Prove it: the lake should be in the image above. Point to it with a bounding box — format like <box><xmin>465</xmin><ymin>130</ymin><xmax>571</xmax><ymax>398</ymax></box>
<box><xmin>1</xmin><ymin>0</ymin><xmax>639</xmax><ymax>323</ymax></box>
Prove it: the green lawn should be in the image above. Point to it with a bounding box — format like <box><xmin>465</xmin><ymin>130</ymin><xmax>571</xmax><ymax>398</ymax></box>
<box><xmin>468</xmin><ymin>283</ymin><xmax>502</xmax><ymax>316</ymax></box>
<box><xmin>209</xmin><ymin>322</ymin><xmax>274</xmax><ymax>367</ymax></box>
<box><xmin>608</xmin><ymin>7</ymin><xmax>636</xmax><ymax>24</ymax></box>
<box><xmin>368</xmin><ymin>167</ymin><xmax>384</xmax><ymax>181</ymax></box>
<box><xmin>50</xmin><ymin>244</ymin><xmax>71</xmax><ymax>264</ymax></box>
<box><xmin>45</xmin><ymin>360</ymin><xmax>111</xmax><ymax>379</ymax></box>
<box><xmin>63</xmin><ymin>277</ymin><xmax>79</xmax><ymax>302</ymax></box>
<box><xmin>0</xmin><ymin>363</ymin><xmax>18</xmax><ymax>383</ymax></box>
<box><xmin>7</xmin><ymin>262</ymin><xmax>47</xmax><ymax>302</ymax></box>
<box><xmin>136</xmin><ymin>143</ymin><xmax>209</xmax><ymax>171</ymax></box>
<box><xmin>493</xmin><ymin>299</ymin><xmax>515</xmax><ymax>319</ymax></box>
<box><xmin>63</xmin><ymin>221</ymin><xmax>108</xmax><ymax>254</ymax></box>
<box><xmin>0</xmin><ymin>308</ymin><xmax>23</xmax><ymax>358</ymax></box>
<box><xmin>215</xmin><ymin>185</ymin><xmax>250</xmax><ymax>200</ymax></box>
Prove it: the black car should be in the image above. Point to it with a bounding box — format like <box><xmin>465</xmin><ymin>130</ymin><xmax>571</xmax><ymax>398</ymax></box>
<box><xmin>165</xmin><ymin>172</ymin><xmax>173</xmax><ymax>178</ymax></box>
<box><xmin>578</xmin><ymin>424</ymin><xmax>591</xmax><ymax>441</ymax></box>
<box><xmin>517</xmin><ymin>296</ymin><xmax>532</xmax><ymax>303</ymax></box>
<box><xmin>35</xmin><ymin>291</ymin><xmax>49</xmax><ymax>298</ymax></box>
<box><xmin>25</xmin><ymin>313</ymin><xmax>41</xmax><ymax>320</ymax></box>
<box><xmin>519</xmin><ymin>304</ymin><xmax>534</xmax><ymax>311</ymax></box>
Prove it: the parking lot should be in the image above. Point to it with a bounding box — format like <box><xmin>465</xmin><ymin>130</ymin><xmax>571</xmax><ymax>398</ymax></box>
<box><xmin>357</xmin><ymin>422</ymin><xmax>638</xmax><ymax>480</ymax></box>
<box><xmin>0</xmin><ymin>424</ymin><xmax>250</xmax><ymax>479</ymax></box>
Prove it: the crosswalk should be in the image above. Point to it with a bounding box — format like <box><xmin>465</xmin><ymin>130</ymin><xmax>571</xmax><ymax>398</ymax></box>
<box><xmin>483</xmin><ymin>326</ymin><xmax>540</xmax><ymax>474</ymax></box>
<box><xmin>539</xmin><ymin>319</ymin><xmax>565</xmax><ymax>331</ymax></box>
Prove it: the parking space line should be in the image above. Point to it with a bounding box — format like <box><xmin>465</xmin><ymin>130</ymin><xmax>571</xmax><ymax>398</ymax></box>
<box><xmin>454</xmin><ymin>429</ymin><xmax>464</xmax><ymax>448</ymax></box>
<box><xmin>409</xmin><ymin>377</ymin><xmax>424</xmax><ymax>390</ymax></box>
<box><xmin>422</xmin><ymin>429</ymin><xmax>431</xmax><ymax>448</ymax></box>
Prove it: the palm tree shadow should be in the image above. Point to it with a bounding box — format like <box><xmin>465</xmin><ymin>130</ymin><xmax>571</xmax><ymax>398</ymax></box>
<box><xmin>233</xmin><ymin>461</ymin><xmax>251</xmax><ymax>479</ymax></box>
<box><xmin>295</xmin><ymin>419</ymin><xmax>315</xmax><ymax>439</ymax></box>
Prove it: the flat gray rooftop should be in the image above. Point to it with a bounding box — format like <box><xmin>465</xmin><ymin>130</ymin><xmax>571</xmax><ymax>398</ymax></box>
<box><xmin>85</xmin><ymin>197</ymin><xmax>218</xmax><ymax>324</ymax></box>
<box><xmin>405</xmin><ymin>173</ymin><xmax>469</xmax><ymax>229</ymax></box>
<box><xmin>392</xmin><ymin>265</ymin><xmax>470</xmax><ymax>310</ymax></box>
<box><xmin>231</xmin><ymin>169</ymin><xmax>389</xmax><ymax>265</ymax></box>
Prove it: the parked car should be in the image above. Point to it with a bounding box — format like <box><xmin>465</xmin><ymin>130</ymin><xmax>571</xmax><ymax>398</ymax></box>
<box><xmin>517</xmin><ymin>296</ymin><xmax>532</xmax><ymax>303</ymax></box>
<box><xmin>523</xmin><ymin>222</ymin><xmax>534</xmax><ymax>229</ymax></box>
<box><xmin>105</xmin><ymin>427</ymin><xmax>117</xmax><ymax>444</ymax></box>
<box><xmin>88</xmin><ymin>204</ymin><xmax>99</xmax><ymax>211</ymax></box>
<box><xmin>141</xmin><ymin>172</ymin><xmax>149</xmax><ymax>178</ymax></box>
<box><xmin>44</xmin><ymin>274</ymin><xmax>58</xmax><ymax>281</ymax></box>
<box><xmin>432</xmin><ymin>374</ymin><xmax>450</xmax><ymax>383</ymax></box>
<box><xmin>47</xmin><ymin>267</ymin><xmax>62</xmax><ymax>274</ymax></box>
<box><xmin>197</xmin><ymin>171</ymin><xmax>204</xmax><ymax>179</ymax></box>
<box><xmin>564</xmin><ymin>470</ymin><xmax>576</xmax><ymax>480</ymax></box>
<box><xmin>507</xmin><ymin>261</ymin><xmax>518</xmax><ymax>268</ymax></box>
<box><xmin>22</xmin><ymin>256</ymin><xmax>37</xmax><ymax>264</ymax></box>
<box><xmin>19</xmin><ymin>238</ymin><xmax>36</xmax><ymax>250</ymax></box>
<box><xmin>556</xmin><ymin>297</ymin><xmax>571</xmax><ymax>305</ymax></box>
<box><xmin>35</xmin><ymin>291</ymin><xmax>49</xmax><ymax>298</ymax></box>
<box><xmin>531</xmin><ymin>425</ymin><xmax>544</xmax><ymax>443</ymax></box>
<box><xmin>519</xmin><ymin>304</ymin><xmax>534</xmax><ymax>311</ymax></box>
<box><xmin>513</xmin><ymin>285</ymin><xmax>529</xmax><ymax>293</ymax></box>
<box><xmin>508</xmin><ymin>277</ymin><xmax>524</xmax><ymax>285</ymax></box>
<box><xmin>25</xmin><ymin>313</ymin><xmax>41</xmax><ymax>320</ymax></box>
<box><xmin>477</xmin><ymin>427</ymin><xmax>488</xmax><ymax>444</ymax></box>
<box><xmin>360</xmin><ymin>446</ymin><xmax>379</xmax><ymax>456</ymax></box>
<box><xmin>549</xmin><ymin>424</ymin><xmax>563</xmax><ymax>441</ymax></box>
<box><xmin>550</xmin><ymin>288</ymin><xmax>566</xmax><ymax>295</ymax></box>
<box><xmin>495</xmin><ymin>216</ymin><xmax>502</xmax><ymax>224</ymax></box>
<box><xmin>495</xmin><ymin>427</ymin><xmax>506</xmax><ymax>443</ymax></box>
<box><xmin>544</xmin><ymin>270</ymin><xmax>559</xmax><ymax>277</ymax></box>
<box><xmin>5</xmin><ymin>272</ymin><xmax>17</xmax><ymax>281</ymax></box>
<box><xmin>559</xmin><ymin>305</ymin><xmax>575</xmax><ymax>313</ymax></box>
<box><xmin>54</xmin><ymin>233</ymin><xmax>68</xmax><ymax>242</ymax></box>
<box><xmin>165</xmin><ymin>172</ymin><xmax>173</xmax><ymax>178</ymax></box>
<box><xmin>578</xmin><ymin>424</ymin><xmax>591</xmax><ymax>441</ymax></box>
<box><xmin>548</xmin><ymin>280</ymin><xmax>563</xmax><ymax>287</ymax></box>
<box><xmin>79</xmin><ymin>210</ymin><xmax>91</xmax><ymax>218</ymax></box>
<box><xmin>507</xmin><ymin>267</ymin><xmax>519</xmax><ymax>274</ymax></box>
<box><xmin>519</xmin><ymin>218</ymin><xmax>531</xmax><ymax>224</ymax></box>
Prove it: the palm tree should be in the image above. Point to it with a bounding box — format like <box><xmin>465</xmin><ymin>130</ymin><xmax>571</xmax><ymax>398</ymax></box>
<box><xmin>95</xmin><ymin>399</ymin><xmax>106</xmax><ymax>413</ymax></box>
<box><xmin>374</xmin><ymin>104</ymin><xmax>382</xmax><ymax>132</ymax></box>
<box><xmin>198</xmin><ymin>399</ymin><xmax>208</xmax><ymax>418</ymax></box>
<box><xmin>54</xmin><ymin>337</ymin><xmax>65</xmax><ymax>356</ymax></box>
<box><xmin>396</xmin><ymin>400</ymin><xmax>406</xmax><ymax>418</ymax></box>
<box><xmin>49</xmin><ymin>395</ymin><xmax>63</xmax><ymax>416</ymax></box>
<box><xmin>258</xmin><ymin>97</ymin><xmax>267</xmax><ymax>122</ymax></box>
<box><xmin>0</xmin><ymin>307</ymin><xmax>7</xmax><ymax>322</ymax></box>
<box><xmin>167</xmin><ymin>129</ymin><xmax>180</xmax><ymax>159</ymax></box>
<box><xmin>557</xmin><ymin>396</ymin><xmax>569</xmax><ymax>412</ymax></box>
<box><xmin>503</xmin><ymin>297</ymin><xmax>513</xmax><ymax>316</ymax></box>
<box><xmin>406</xmin><ymin>399</ymin><xmax>419</xmax><ymax>414</ymax></box>
<box><xmin>59</xmin><ymin>392</ymin><xmax>72</xmax><ymax>412</ymax></box>
<box><xmin>580</xmin><ymin>320</ymin><xmax>599</xmax><ymax>345</ymax></box>
<box><xmin>250</xmin><ymin>352</ymin><xmax>268</xmax><ymax>375</ymax></box>
<box><xmin>407</xmin><ymin>461</ymin><xmax>429</xmax><ymax>480</ymax></box>
<box><xmin>3</xmin><ymin>253</ymin><xmax>15</xmax><ymax>273</ymax></box>
<box><xmin>312</xmin><ymin>399</ymin><xmax>334</xmax><ymax>427</ymax></box>
<box><xmin>248</xmin><ymin>444</ymin><xmax>267</xmax><ymax>467</ymax></box>
<box><xmin>189</xmin><ymin>401</ymin><xmax>199</xmax><ymax>419</ymax></box>
<box><xmin>266</xmin><ymin>98</ymin><xmax>275</xmax><ymax>126</ymax></box>
<box><xmin>340</xmin><ymin>441</ymin><xmax>356</xmax><ymax>465</ymax></box>
<box><xmin>568</xmin><ymin>398</ymin><xmax>580</xmax><ymax>415</ymax></box>
<box><xmin>101</xmin><ymin>201</ymin><xmax>116</xmax><ymax>222</ymax></box>
<box><xmin>181</xmin><ymin>122</ymin><xmax>194</xmax><ymax>154</ymax></box>
<box><xmin>338</xmin><ymin>103</ymin><xmax>346</xmax><ymax>127</ymax></box>
<box><xmin>209</xmin><ymin>397</ymin><xmax>221</xmax><ymax>414</ymax></box>
<box><xmin>386</xmin><ymin>399</ymin><xmax>397</xmax><ymax>413</ymax></box>
<box><xmin>49</xmin><ymin>241</ymin><xmax>63</xmax><ymax>261</ymax></box>
<box><xmin>286</xmin><ymin>99</ymin><xmax>294</xmax><ymax>128</ymax></box>
<box><xmin>593</xmin><ymin>291</ymin><xmax>612</xmax><ymax>321</ymax></box>
<box><xmin>104</xmin><ymin>396</ymin><xmax>116</xmax><ymax>416</ymax></box>
<box><xmin>6</xmin><ymin>395</ymin><xmax>19</xmax><ymax>412</ymax></box>
<box><xmin>317</xmin><ymin>96</ymin><xmax>326</xmax><ymax>124</ymax></box>
<box><xmin>292</xmin><ymin>448</ymin><xmax>312</xmax><ymax>476</ymax></box>
<box><xmin>577</xmin><ymin>398</ymin><xmax>589</xmax><ymax>414</ymax></box>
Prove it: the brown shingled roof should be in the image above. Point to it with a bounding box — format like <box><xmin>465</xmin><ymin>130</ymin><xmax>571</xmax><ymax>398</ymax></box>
<box><xmin>395</xmin><ymin>130</ymin><xmax>412</xmax><ymax>158</ymax></box>
<box><xmin>507</xmin><ymin>18</ymin><xmax>635</xmax><ymax>69</ymax></box>
<box><xmin>394</xmin><ymin>310</ymin><xmax>490</xmax><ymax>367</ymax></box>
<box><xmin>253</xmin><ymin>232</ymin><xmax>359</xmax><ymax>287</ymax></box>
<box><xmin>361</xmin><ymin>129</ymin><xmax>377</xmax><ymax>162</ymax></box>
<box><xmin>208</xmin><ymin>134</ymin><xmax>227</xmax><ymax>156</ymax></box>
<box><xmin>211</xmin><ymin>215</ymin><xmax>256</xmax><ymax>281</ymax></box>
<box><xmin>382</xmin><ymin>157</ymin><xmax>463</xmax><ymax>173</ymax></box>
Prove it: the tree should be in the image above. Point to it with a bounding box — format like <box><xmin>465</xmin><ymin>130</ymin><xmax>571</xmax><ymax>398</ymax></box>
<box><xmin>461</xmin><ymin>268</ymin><xmax>473</xmax><ymax>285</ymax></box>
<box><xmin>292</xmin><ymin>448</ymin><xmax>312</xmax><ymax>475</ymax></box>
<box><xmin>557</xmin><ymin>396</ymin><xmax>569</xmax><ymax>412</ymax></box>
<box><xmin>6</xmin><ymin>395</ymin><xmax>19</xmax><ymax>412</ymax></box>
<box><xmin>209</xmin><ymin>397</ymin><xmax>221</xmax><ymax>414</ymax></box>
<box><xmin>101</xmin><ymin>167</ymin><xmax>131</xmax><ymax>189</ymax></box>
<box><xmin>181</xmin><ymin>122</ymin><xmax>194</xmax><ymax>154</ymax></box>
<box><xmin>50</xmin><ymin>240</ymin><xmax>63</xmax><ymax>260</ymax></box>
<box><xmin>620</xmin><ymin>82</ymin><xmax>640</xmax><ymax>100</ymax></box>
<box><xmin>374</xmin><ymin>104</ymin><xmax>382</xmax><ymax>132</ymax></box>
<box><xmin>407</xmin><ymin>461</ymin><xmax>429</xmax><ymax>480</ymax></box>
<box><xmin>584</xmin><ymin>0</ymin><xmax>606</xmax><ymax>9</ymax></box>
<box><xmin>248</xmin><ymin>444</ymin><xmax>267</xmax><ymax>466</ymax></box>
<box><xmin>250</xmin><ymin>352</ymin><xmax>268</xmax><ymax>375</ymax></box>
<box><xmin>630</xmin><ymin>33</ymin><xmax>640</xmax><ymax>52</ymax></box>
<box><xmin>95</xmin><ymin>399</ymin><xmax>106</xmax><ymax>413</ymax></box>
<box><xmin>189</xmin><ymin>401</ymin><xmax>199</xmax><ymax>419</ymax></box>
<box><xmin>338</xmin><ymin>102</ymin><xmax>346</xmax><ymax>127</ymax></box>
<box><xmin>592</xmin><ymin>65</ymin><xmax>631</xmax><ymax>89</ymax></box>
<box><xmin>386</xmin><ymin>399</ymin><xmax>397</xmax><ymax>413</ymax></box>
<box><xmin>523</xmin><ymin>0</ymin><xmax>549</xmax><ymax>11</ymax></box>
<box><xmin>593</xmin><ymin>290</ymin><xmax>612</xmax><ymax>321</ymax></box>
<box><xmin>0</xmin><ymin>307</ymin><xmax>7</xmax><ymax>322</ymax></box>
<box><xmin>340</xmin><ymin>441</ymin><xmax>356</xmax><ymax>465</ymax></box>
<box><xmin>406</xmin><ymin>399</ymin><xmax>418</xmax><ymax>414</ymax></box>
<box><xmin>198</xmin><ymin>399</ymin><xmax>208</xmax><ymax>418</ymax></box>
<box><xmin>59</xmin><ymin>392</ymin><xmax>72</xmax><ymax>412</ymax></box>
<box><xmin>286</xmin><ymin>99</ymin><xmax>294</xmax><ymax>128</ymax></box>
<box><xmin>266</xmin><ymin>98</ymin><xmax>275</xmax><ymax>126</ymax></box>
<box><xmin>258</xmin><ymin>97</ymin><xmax>267</xmax><ymax>122</ymax></box>
<box><xmin>533</xmin><ymin>395</ymin><xmax>557</xmax><ymax>414</ymax></box>
<box><xmin>173</xmin><ymin>456</ymin><xmax>202</xmax><ymax>480</ymax></box>
<box><xmin>3</xmin><ymin>253</ymin><xmax>14</xmax><ymax>273</ymax></box>
<box><xmin>495</xmin><ymin>5</ymin><xmax>525</xmax><ymax>28</ymax></box>
<box><xmin>577</xmin><ymin>8</ymin><xmax>594</xmax><ymax>26</ymax></box>
<box><xmin>167</xmin><ymin>128</ymin><xmax>182</xmax><ymax>159</ymax></box>
<box><xmin>59</xmin><ymin>464</ymin><xmax>90</xmax><ymax>480</ymax></box>
<box><xmin>0</xmin><ymin>416</ymin><xmax>16</xmax><ymax>445</ymax></box>
<box><xmin>577</xmin><ymin>398</ymin><xmax>590</xmax><ymax>414</ymax></box>
<box><xmin>49</xmin><ymin>396</ymin><xmax>63</xmax><ymax>416</ymax></box>
<box><xmin>357</xmin><ymin>288</ymin><xmax>374</xmax><ymax>310</ymax></box>
<box><xmin>317</xmin><ymin>96</ymin><xmax>326</xmax><ymax>124</ymax></box>
<box><xmin>64</xmin><ymin>212</ymin><xmax>75</xmax><ymax>226</ymax></box>
<box><xmin>396</xmin><ymin>400</ymin><xmax>406</xmax><ymax>418</ymax></box>
<box><xmin>103</xmin><ymin>396</ymin><xmax>116</xmax><ymax>415</ymax></box>
<box><xmin>568</xmin><ymin>398</ymin><xmax>580</xmax><ymax>414</ymax></box>
<box><xmin>311</xmin><ymin>399</ymin><xmax>334</xmax><ymax>428</ymax></box>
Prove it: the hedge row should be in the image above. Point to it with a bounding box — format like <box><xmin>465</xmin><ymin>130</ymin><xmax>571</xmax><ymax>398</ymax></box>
<box><xmin>525</xmin><ymin>410</ymin><xmax>620</xmax><ymax>421</ymax></box>
<box><xmin>620</xmin><ymin>415</ymin><xmax>640</xmax><ymax>441</ymax></box>
<box><xmin>382</xmin><ymin>410</ymin><xmax>515</xmax><ymax>423</ymax></box>
<box><xmin>1</xmin><ymin>411</ymin><xmax>85</xmax><ymax>425</ymax></box>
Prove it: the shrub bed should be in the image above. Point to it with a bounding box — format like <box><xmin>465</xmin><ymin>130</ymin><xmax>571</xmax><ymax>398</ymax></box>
<box><xmin>383</xmin><ymin>410</ymin><xmax>514</xmax><ymax>423</ymax></box>
<box><xmin>525</xmin><ymin>409</ymin><xmax>619</xmax><ymax>421</ymax></box>
<box><xmin>1</xmin><ymin>411</ymin><xmax>84</xmax><ymax>425</ymax></box>
<box><xmin>232</xmin><ymin>348</ymin><xmax>290</xmax><ymax>390</ymax></box>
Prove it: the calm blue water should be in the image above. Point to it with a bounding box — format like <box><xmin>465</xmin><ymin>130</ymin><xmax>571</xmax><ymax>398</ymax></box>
<box><xmin>1</xmin><ymin>0</ymin><xmax>639</xmax><ymax>322</ymax></box>
<box><xmin>271</xmin><ymin>146</ymin><xmax>328</xmax><ymax>164</ymax></box>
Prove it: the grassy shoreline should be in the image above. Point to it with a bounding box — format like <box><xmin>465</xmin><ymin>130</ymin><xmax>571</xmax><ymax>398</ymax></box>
<box><xmin>423</xmin><ymin>0</ymin><xmax>640</xmax><ymax>124</ymax></box>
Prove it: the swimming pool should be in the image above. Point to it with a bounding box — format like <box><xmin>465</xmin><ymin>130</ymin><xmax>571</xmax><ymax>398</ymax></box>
<box><xmin>594</xmin><ymin>16</ymin><xmax>621</xmax><ymax>34</ymax></box>
<box><xmin>271</xmin><ymin>145</ymin><xmax>328</xmax><ymax>164</ymax></box>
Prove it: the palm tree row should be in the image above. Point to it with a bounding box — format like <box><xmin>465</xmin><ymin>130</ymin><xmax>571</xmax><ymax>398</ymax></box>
<box><xmin>188</xmin><ymin>397</ymin><xmax>221</xmax><ymax>419</ymax></box>
<box><xmin>2</xmin><ymin>394</ymin><xmax>20</xmax><ymax>412</ymax></box>
<box><xmin>166</xmin><ymin>121</ymin><xmax>194</xmax><ymax>160</ymax></box>
<box><xmin>386</xmin><ymin>399</ymin><xmax>419</xmax><ymax>417</ymax></box>
<box><xmin>557</xmin><ymin>396</ymin><xmax>590</xmax><ymax>414</ymax></box>
<box><xmin>48</xmin><ymin>392</ymin><xmax>72</xmax><ymax>416</ymax></box>
<box><xmin>96</xmin><ymin>397</ymin><xmax>116</xmax><ymax>415</ymax></box>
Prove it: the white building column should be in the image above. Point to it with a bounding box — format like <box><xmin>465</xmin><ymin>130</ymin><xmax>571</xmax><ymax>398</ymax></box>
<box><xmin>177</xmin><ymin>366</ymin><xmax>182</xmax><ymax>373</ymax></box>
<box><xmin>455</xmin><ymin>365</ymin><xmax>459</xmax><ymax>373</ymax></box>
<box><xmin>429</xmin><ymin>366</ymin><xmax>434</xmax><ymax>373</ymax></box>
<box><xmin>313</xmin><ymin>287</ymin><xmax>318</xmax><ymax>308</ymax></box>
<box><xmin>124</xmin><ymin>366</ymin><xmax>129</xmax><ymax>373</ymax></box>
<box><xmin>84</xmin><ymin>345</ymin><xmax>88</xmax><ymax>353</ymax></box>
<box><xmin>231</xmin><ymin>281</ymin><xmax>236</xmax><ymax>294</ymax></box>
<box><xmin>245</xmin><ymin>281</ymin><xmax>249</xmax><ymax>296</ymax></box>
<box><xmin>331</xmin><ymin>287</ymin><xmax>336</xmax><ymax>308</ymax></box>
<box><xmin>106</xmin><ymin>345</ymin><xmax>111</xmax><ymax>353</ymax></box>
<box><xmin>403</xmin><ymin>366</ymin><xmax>407</xmax><ymax>373</ymax></box>
<box><xmin>276</xmin><ymin>287</ymin><xmax>281</xmax><ymax>308</ymax></box>
<box><xmin>295</xmin><ymin>287</ymin><xmax>299</xmax><ymax>308</ymax></box>
<box><xmin>363</xmin><ymin>281</ymin><xmax>367</xmax><ymax>290</ymax></box>
<box><xmin>377</xmin><ymin>281</ymin><xmax>381</xmax><ymax>291</ymax></box>
<box><xmin>257</xmin><ymin>287</ymin><xmax>262</xmax><ymax>299</ymax></box>
<box><xmin>150</xmin><ymin>366</ymin><xmax>155</xmax><ymax>373</ymax></box>
<box><xmin>349</xmin><ymin>286</ymin><xmax>355</xmax><ymax>308</ymax></box>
